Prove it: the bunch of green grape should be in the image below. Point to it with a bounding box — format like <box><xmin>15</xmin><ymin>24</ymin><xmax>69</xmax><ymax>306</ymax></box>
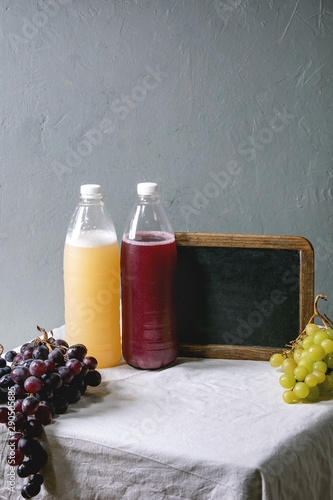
<box><xmin>270</xmin><ymin>295</ymin><xmax>333</xmax><ymax>404</ymax></box>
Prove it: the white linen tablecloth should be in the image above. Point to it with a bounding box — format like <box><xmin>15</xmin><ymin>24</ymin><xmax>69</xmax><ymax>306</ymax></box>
<box><xmin>1</xmin><ymin>325</ymin><xmax>333</xmax><ymax>500</ymax></box>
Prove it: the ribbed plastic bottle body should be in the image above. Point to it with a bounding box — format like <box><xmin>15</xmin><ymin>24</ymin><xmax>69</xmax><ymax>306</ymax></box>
<box><xmin>64</xmin><ymin>185</ymin><xmax>121</xmax><ymax>368</ymax></box>
<box><xmin>121</xmin><ymin>183</ymin><xmax>178</xmax><ymax>369</ymax></box>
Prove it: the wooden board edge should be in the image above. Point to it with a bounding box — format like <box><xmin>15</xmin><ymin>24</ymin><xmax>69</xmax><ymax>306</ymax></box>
<box><xmin>175</xmin><ymin>232</ymin><xmax>314</xmax><ymax>251</ymax></box>
<box><xmin>299</xmin><ymin>248</ymin><xmax>315</xmax><ymax>331</ymax></box>
<box><xmin>178</xmin><ymin>343</ymin><xmax>282</xmax><ymax>361</ymax></box>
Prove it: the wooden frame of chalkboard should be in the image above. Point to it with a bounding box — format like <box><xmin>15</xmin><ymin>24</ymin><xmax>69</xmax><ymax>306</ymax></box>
<box><xmin>175</xmin><ymin>233</ymin><xmax>314</xmax><ymax>361</ymax></box>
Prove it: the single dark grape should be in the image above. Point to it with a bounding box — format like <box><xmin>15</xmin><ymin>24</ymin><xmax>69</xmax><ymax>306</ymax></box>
<box><xmin>24</xmin><ymin>376</ymin><xmax>43</xmax><ymax>394</ymax></box>
<box><xmin>83</xmin><ymin>355</ymin><xmax>98</xmax><ymax>370</ymax></box>
<box><xmin>32</xmin><ymin>345</ymin><xmax>49</xmax><ymax>361</ymax></box>
<box><xmin>22</xmin><ymin>396</ymin><xmax>40</xmax><ymax>415</ymax></box>
<box><xmin>0</xmin><ymin>357</ymin><xmax>7</xmax><ymax>368</ymax></box>
<box><xmin>24</xmin><ymin>419</ymin><xmax>43</xmax><ymax>438</ymax></box>
<box><xmin>67</xmin><ymin>344</ymin><xmax>87</xmax><ymax>361</ymax></box>
<box><xmin>31</xmin><ymin>473</ymin><xmax>44</xmax><ymax>486</ymax></box>
<box><xmin>40</xmin><ymin>399</ymin><xmax>55</xmax><ymax>416</ymax></box>
<box><xmin>15</xmin><ymin>399</ymin><xmax>24</xmax><ymax>412</ymax></box>
<box><xmin>13</xmin><ymin>383</ymin><xmax>26</xmax><ymax>399</ymax></box>
<box><xmin>44</xmin><ymin>359</ymin><xmax>56</xmax><ymax>373</ymax></box>
<box><xmin>5</xmin><ymin>350</ymin><xmax>17</xmax><ymax>363</ymax></box>
<box><xmin>34</xmin><ymin>405</ymin><xmax>52</xmax><ymax>425</ymax></box>
<box><xmin>66</xmin><ymin>358</ymin><xmax>82</xmax><ymax>376</ymax></box>
<box><xmin>18</xmin><ymin>436</ymin><xmax>37</xmax><ymax>456</ymax></box>
<box><xmin>17</xmin><ymin>460</ymin><xmax>33</xmax><ymax>478</ymax></box>
<box><xmin>11</xmin><ymin>366</ymin><xmax>30</xmax><ymax>385</ymax></box>
<box><xmin>80</xmin><ymin>362</ymin><xmax>89</xmax><ymax>376</ymax></box>
<box><xmin>0</xmin><ymin>365</ymin><xmax>11</xmax><ymax>377</ymax></box>
<box><xmin>21</xmin><ymin>484</ymin><xmax>33</xmax><ymax>498</ymax></box>
<box><xmin>85</xmin><ymin>369</ymin><xmax>102</xmax><ymax>387</ymax></box>
<box><xmin>29</xmin><ymin>359</ymin><xmax>47</xmax><ymax>377</ymax></box>
<box><xmin>42</xmin><ymin>372</ymin><xmax>63</xmax><ymax>390</ymax></box>
<box><xmin>20</xmin><ymin>342</ymin><xmax>33</xmax><ymax>354</ymax></box>
<box><xmin>54</xmin><ymin>338</ymin><xmax>69</xmax><ymax>349</ymax></box>
<box><xmin>0</xmin><ymin>373</ymin><xmax>15</xmax><ymax>391</ymax></box>
<box><xmin>25</xmin><ymin>480</ymin><xmax>41</xmax><ymax>497</ymax></box>
<box><xmin>13</xmin><ymin>353</ymin><xmax>23</xmax><ymax>364</ymax></box>
<box><xmin>57</xmin><ymin>366</ymin><xmax>74</xmax><ymax>384</ymax></box>
<box><xmin>48</xmin><ymin>348</ymin><xmax>65</xmax><ymax>364</ymax></box>
<box><xmin>23</xmin><ymin>346</ymin><xmax>34</xmax><ymax>360</ymax></box>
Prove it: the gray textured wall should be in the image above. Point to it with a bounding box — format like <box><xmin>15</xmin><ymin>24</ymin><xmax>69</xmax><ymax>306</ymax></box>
<box><xmin>1</xmin><ymin>0</ymin><xmax>332</xmax><ymax>349</ymax></box>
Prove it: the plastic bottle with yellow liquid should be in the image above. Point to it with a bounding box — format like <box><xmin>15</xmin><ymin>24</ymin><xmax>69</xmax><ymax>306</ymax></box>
<box><xmin>64</xmin><ymin>184</ymin><xmax>121</xmax><ymax>368</ymax></box>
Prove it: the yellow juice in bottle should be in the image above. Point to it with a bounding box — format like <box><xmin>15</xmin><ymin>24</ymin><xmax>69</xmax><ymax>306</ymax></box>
<box><xmin>64</xmin><ymin>230</ymin><xmax>121</xmax><ymax>368</ymax></box>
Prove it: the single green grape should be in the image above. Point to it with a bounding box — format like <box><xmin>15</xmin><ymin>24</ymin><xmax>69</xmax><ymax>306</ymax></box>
<box><xmin>293</xmin><ymin>382</ymin><xmax>309</xmax><ymax>399</ymax></box>
<box><xmin>306</xmin><ymin>385</ymin><xmax>320</xmax><ymax>402</ymax></box>
<box><xmin>282</xmin><ymin>390</ymin><xmax>300</xmax><ymax>404</ymax></box>
<box><xmin>312</xmin><ymin>360</ymin><xmax>327</xmax><ymax>373</ymax></box>
<box><xmin>282</xmin><ymin>358</ymin><xmax>297</xmax><ymax>374</ymax></box>
<box><xmin>324</xmin><ymin>352</ymin><xmax>333</xmax><ymax>369</ymax></box>
<box><xmin>326</xmin><ymin>328</ymin><xmax>333</xmax><ymax>340</ymax></box>
<box><xmin>304</xmin><ymin>373</ymin><xmax>318</xmax><ymax>387</ymax></box>
<box><xmin>313</xmin><ymin>331</ymin><xmax>329</xmax><ymax>345</ymax></box>
<box><xmin>307</xmin><ymin>344</ymin><xmax>326</xmax><ymax>361</ymax></box>
<box><xmin>280</xmin><ymin>373</ymin><xmax>296</xmax><ymax>389</ymax></box>
<box><xmin>325</xmin><ymin>373</ymin><xmax>333</xmax><ymax>390</ymax></box>
<box><xmin>293</xmin><ymin>348</ymin><xmax>304</xmax><ymax>363</ymax></box>
<box><xmin>312</xmin><ymin>369</ymin><xmax>326</xmax><ymax>384</ymax></box>
<box><xmin>319</xmin><ymin>377</ymin><xmax>332</xmax><ymax>393</ymax></box>
<box><xmin>298</xmin><ymin>358</ymin><xmax>314</xmax><ymax>373</ymax></box>
<box><xmin>294</xmin><ymin>365</ymin><xmax>308</xmax><ymax>381</ymax></box>
<box><xmin>305</xmin><ymin>323</ymin><xmax>321</xmax><ymax>336</ymax></box>
<box><xmin>302</xmin><ymin>335</ymin><xmax>314</xmax><ymax>350</ymax></box>
<box><xmin>321</xmin><ymin>339</ymin><xmax>333</xmax><ymax>354</ymax></box>
<box><xmin>270</xmin><ymin>353</ymin><xmax>284</xmax><ymax>368</ymax></box>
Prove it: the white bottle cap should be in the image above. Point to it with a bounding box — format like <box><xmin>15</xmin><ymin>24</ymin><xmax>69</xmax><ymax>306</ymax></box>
<box><xmin>137</xmin><ymin>182</ymin><xmax>158</xmax><ymax>196</ymax></box>
<box><xmin>80</xmin><ymin>184</ymin><xmax>102</xmax><ymax>198</ymax></box>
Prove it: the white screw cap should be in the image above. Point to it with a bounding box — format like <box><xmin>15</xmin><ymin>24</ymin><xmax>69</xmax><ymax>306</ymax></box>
<box><xmin>80</xmin><ymin>184</ymin><xmax>102</xmax><ymax>198</ymax></box>
<box><xmin>137</xmin><ymin>182</ymin><xmax>158</xmax><ymax>196</ymax></box>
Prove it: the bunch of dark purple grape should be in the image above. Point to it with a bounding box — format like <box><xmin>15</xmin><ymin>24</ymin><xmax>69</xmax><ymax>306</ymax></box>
<box><xmin>0</xmin><ymin>327</ymin><xmax>101</xmax><ymax>498</ymax></box>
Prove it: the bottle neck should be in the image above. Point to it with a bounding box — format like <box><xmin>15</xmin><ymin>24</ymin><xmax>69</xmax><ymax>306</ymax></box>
<box><xmin>137</xmin><ymin>194</ymin><xmax>159</xmax><ymax>203</ymax></box>
<box><xmin>80</xmin><ymin>195</ymin><xmax>104</xmax><ymax>206</ymax></box>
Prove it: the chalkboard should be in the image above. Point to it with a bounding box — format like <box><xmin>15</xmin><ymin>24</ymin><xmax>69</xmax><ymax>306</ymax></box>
<box><xmin>175</xmin><ymin>233</ymin><xmax>314</xmax><ymax>360</ymax></box>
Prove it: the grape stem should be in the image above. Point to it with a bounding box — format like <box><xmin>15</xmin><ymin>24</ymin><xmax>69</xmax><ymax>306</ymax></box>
<box><xmin>35</xmin><ymin>325</ymin><xmax>67</xmax><ymax>354</ymax></box>
<box><xmin>36</xmin><ymin>325</ymin><xmax>52</xmax><ymax>346</ymax></box>
<box><xmin>324</xmin><ymin>314</ymin><xmax>333</xmax><ymax>328</ymax></box>
<box><xmin>313</xmin><ymin>294</ymin><xmax>332</xmax><ymax>329</ymax></box>
<box><xmin>284</xmin><ymin>294</ymin><xmax>332</xmax><ymax>355</ymax></box>
<box><xmin>0</xmin><ymin>344</ymin><xmax>3</xmax><ymax>357</ymax></box>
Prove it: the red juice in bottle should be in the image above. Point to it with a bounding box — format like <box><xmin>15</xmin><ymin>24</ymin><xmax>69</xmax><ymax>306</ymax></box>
<box><xmin>121</xmin><ymin>230</ymin><xmax>178</xmax><ymax>369</ymax></box>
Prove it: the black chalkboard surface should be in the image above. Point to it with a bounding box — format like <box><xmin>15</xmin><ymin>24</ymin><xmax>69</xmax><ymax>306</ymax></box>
<box><xmin>175</xmin><ymin>233</ymin><xmax>314</xmax><ymax>360</ymax></box>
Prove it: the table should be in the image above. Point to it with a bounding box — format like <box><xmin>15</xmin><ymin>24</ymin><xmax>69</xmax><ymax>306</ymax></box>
<box><xmin>1</xmin><ymin>325</ymin><xmax>333</xmax><ymax>500</ymax></box>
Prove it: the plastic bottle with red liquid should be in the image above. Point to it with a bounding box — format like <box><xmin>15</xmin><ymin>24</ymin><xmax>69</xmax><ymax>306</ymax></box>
<box><xmin>121</xmin><ymin>182</ymin><xmax>178</xmax><ymax>369</ymax></box>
